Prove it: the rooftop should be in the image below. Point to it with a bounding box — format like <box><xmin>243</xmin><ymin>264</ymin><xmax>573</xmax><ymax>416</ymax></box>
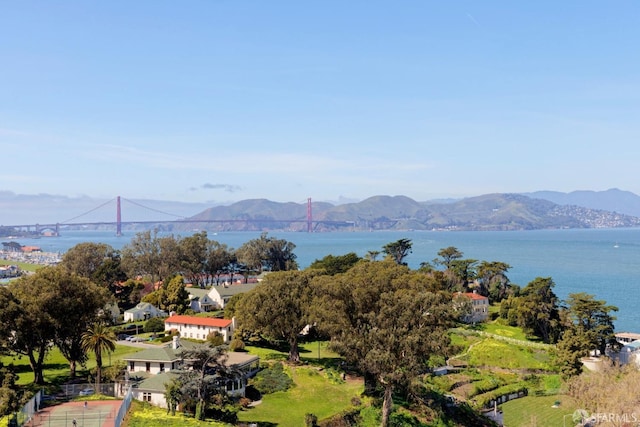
<box><xmin>165</xmin><ymin>315</ymin><xmax>232</xmax><ymax>328</ymax></box>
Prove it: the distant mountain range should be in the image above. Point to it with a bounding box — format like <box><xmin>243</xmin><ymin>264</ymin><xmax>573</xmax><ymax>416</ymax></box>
<box><xmin>181</xmin><ymin>189</ymin><xmax>640</xmax><ymax>232</ymax></box>
<box><xmin>3</xmin><ymin>188</ymin><xmax>640</xmax><ymax>232</ymax></box>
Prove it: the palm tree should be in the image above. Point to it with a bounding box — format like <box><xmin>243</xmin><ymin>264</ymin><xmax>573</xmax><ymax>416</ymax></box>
<box><xmin>81</xmin><ymin>323</ymin><xmax>116</xmax><ymax>392</ymax></box>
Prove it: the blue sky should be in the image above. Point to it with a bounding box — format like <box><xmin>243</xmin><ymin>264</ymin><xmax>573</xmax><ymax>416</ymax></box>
<box><xmin>2</xmin><ymin>1</ymin><xmax>640</xmax><ymax>208</ymax></box>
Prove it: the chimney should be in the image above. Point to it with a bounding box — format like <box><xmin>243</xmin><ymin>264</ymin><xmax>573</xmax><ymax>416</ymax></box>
<box><xmin>172</xmin><ymin>335</ymin><xmax>180</xmax><ymax>350</ymax></box>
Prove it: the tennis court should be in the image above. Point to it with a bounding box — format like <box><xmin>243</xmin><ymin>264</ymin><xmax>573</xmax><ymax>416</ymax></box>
<box><xmin>25</xmin><ymin>400</ymin><xmax>122</xmax><ymax>427</ymax></box>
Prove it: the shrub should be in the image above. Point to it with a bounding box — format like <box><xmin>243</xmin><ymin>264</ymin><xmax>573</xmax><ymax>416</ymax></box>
<box><xmin>143</xmin><ymin>317</ymin><xmax>165</xmax><ymax>333</ymax></box>
<box><xmin>250</xmin><ymin>363</ymin><xmax>293</xmax><ymax>394</ymax></box>
<box><xmin>305</xmin><ymin>413</ymin><xmax>318</xmax><ymax>427</ymax></box>
<box><xmin>206</xmin><ymin>332</ymin><xmax>224</xmax><ymax>346</ymax></box>
<box><xmin>229</xmin><ymin>338</ymin><xmax>245</xmax><ymax>352</ymax></box>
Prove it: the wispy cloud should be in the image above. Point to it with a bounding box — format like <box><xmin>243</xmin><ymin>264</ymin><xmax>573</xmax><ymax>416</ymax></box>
<box><xmin>85</xmin><ymin>144</ymin><xmax>433</xmax><ymax>175</ymax></box>
<box><xmin>196</xmin><ymin>183</ymin><xmax>243</xmax><ymax>193</ymax></box>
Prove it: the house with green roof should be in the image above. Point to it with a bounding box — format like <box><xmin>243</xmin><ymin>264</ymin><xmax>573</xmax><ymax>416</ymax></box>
<box><xmin>123</xmin><ymin>336</ymin><xmax>260</xmax><ymax>408</ymax></box>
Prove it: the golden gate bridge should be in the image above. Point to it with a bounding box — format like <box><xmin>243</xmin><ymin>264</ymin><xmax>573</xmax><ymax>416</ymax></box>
<box><xmin>5</xmin><ymin>197</ymin><xmax>355</xmax><ymax>236</ymax></box>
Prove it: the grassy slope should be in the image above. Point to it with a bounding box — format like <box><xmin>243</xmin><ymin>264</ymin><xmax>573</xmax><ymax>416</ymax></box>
<box><xmin>237</xmin><ymin>365</ymin><xmax>363</xmax><ymax>426</ymax></box>
<box><xmin>501</xmin><ymin>394</ymin><xmax>579</xmax><ymax>427</ymax></box>
<box><xmin>236</xmin><ymin>342</ymin><xmax>363</xmax><ymax>426</ymax></box>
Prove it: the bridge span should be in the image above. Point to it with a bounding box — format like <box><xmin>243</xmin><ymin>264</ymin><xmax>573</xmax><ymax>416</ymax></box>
<box><xmin>3</xmin><ymin>197</ymin><xmax>361</xmax><ymax>236</ymax></box>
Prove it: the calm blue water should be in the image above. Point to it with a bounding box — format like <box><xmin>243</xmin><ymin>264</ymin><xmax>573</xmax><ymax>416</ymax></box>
<box><xmin>13</xmin><ymin>228</ymin><xmax>640</xmax><ymax>332</ymax></box>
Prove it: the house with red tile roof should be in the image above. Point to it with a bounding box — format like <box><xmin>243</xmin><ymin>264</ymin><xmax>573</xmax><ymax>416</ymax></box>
<box><xmin>164</xmin><ymin>314</ymin><xmax>234</xmax><ymax>343</ymax></box>
<box><xmin>453</xmin><ymin>291</ymin><xmax>489</xmax><ymax>323</ymax></box>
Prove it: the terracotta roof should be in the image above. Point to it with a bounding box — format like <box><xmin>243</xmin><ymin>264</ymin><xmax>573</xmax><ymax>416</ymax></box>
<box><xmin>454</xmin><ymin>292</ymin><xmax>488</xmax><ymax>301</ymax></box>
<box><xmin>165</xmin><ymin>315</ymin><xmax>232</xmax><ymax>328</ymax></box>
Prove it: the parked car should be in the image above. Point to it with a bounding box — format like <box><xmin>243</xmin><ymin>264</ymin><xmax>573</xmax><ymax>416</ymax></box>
<box><xmin>117</xmin><ymin>334</ymin><xmax>130</xmax><ymax>341</ymax></box>
<box><xmin>129</xmin><ymin>336</ymin><xmax>145</xmax><ymax>342</ymax></box>
<box><xmin>79</xmin><ymin>388</ymin><xmax>94</xmax><ymax>396</ymax></box>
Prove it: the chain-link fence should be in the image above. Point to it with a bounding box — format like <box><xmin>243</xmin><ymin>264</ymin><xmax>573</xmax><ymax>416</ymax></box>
<box><xmin>61</xmin><ymin>383</ymin><xmax>116</xmax><ymax>399</ymax></box>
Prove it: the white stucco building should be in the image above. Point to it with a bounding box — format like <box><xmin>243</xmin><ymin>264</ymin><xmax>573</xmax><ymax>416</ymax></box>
<box><xmin>164</xmin><ymin>314</ymin><xmax>234</xmax><ymax>343</ymax></box>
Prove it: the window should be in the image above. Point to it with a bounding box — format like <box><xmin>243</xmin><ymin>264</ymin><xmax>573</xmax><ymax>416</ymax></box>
<box><xmin>129</xmin><ymin>361</ymin><xmax>135</xmax><ymax>372</ymax></box>
<box><xmin>159</xmin><ymin>363</ymin><xmax>165</xmax><ymax>372</ymax></box>
<box><xmin>145</xmin><ymin>362</ymin><xmax>150</xmax><ymax>372</ymax></box>
<box><xmin>143</xmin><ymin>392</ymin><xmax>152</xmax><ymax>402</ymax></box>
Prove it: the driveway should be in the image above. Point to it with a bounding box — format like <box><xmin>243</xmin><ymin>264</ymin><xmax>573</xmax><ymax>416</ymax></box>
<box><xmin>116</xmin><ymin>339</ymin><xmax>159</xmax><ymax>349</ymax></box>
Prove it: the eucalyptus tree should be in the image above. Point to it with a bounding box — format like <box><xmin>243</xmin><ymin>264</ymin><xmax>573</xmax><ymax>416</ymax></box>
<box><xmin>0</xmin><ymin>266</ymin><xmax>110</xmax><ymax>383</ymax></box>
<box><xmin>178</xmin><ymin>231</ymin><xmax>209</xmax><ymax>287</ymax></box>
<box><xmin>60</xmin><ymin>242</ymin><xmax>118</xmax><ymax>279</ymax></box>
<box><xmin>235</xmin><ymin>270</ymin><xmax>316</xmax><ymax>362</ymax></box>
<box><xmin>121</xmin><ymin>230</ymin><xmax>184</xmax><ymax>283</ymax></box>
<box><xmin>205</xmin><ymin>241</ymin><xmax>236</xmax><ymax>285</ymax></box>
<box><xmin>313</xmin><ymin>259</ymin><xmax>456</xmax><ymax>427</ymax></box>
<box><xmin>120</xmin><ymin>230</ymin><xmax>162</xmax><ymax>281</ymax></box>
<box><xmin>236</xmin><ymin>232</ymin><xmax>298</xmax><ymax>273</ymax></box>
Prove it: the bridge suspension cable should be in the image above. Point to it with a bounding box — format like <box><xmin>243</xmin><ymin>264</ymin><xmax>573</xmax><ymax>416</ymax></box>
<box><xmin>121</xmin><ymin>197</ymin><xmax>187</xmax><ymax>219</ymax></box>
<box><xmin>60</xmin><ymin>198</ymin><xmax>117</xmax><ymax>224</ymax></box>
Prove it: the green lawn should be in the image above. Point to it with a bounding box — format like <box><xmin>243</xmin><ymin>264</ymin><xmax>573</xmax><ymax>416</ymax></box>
<box><xmin>480</xmin><ymin>322</ymin><xmax>530</xmax><ymax>341</ymax></box>
<box><xmin>467</xmin><ymin>338</ymin><xmax>555</xmax><ymax>371</ymax></box>
<box><xmin>236</xmin><ymin>364</ymin><xmax>363</xmax><ymax>426</ymax></box>
<box><xmin>236</xmin><ymin>341</ymin><xmax>362</xmax><ymax>426</ymax></box>
<box><xmin>1</xmin><ymin>344</ymin><xmax>144</xmax><ymax>386</ymax></box>
<box><xmin>501</xmin><ymin>394</ymin><xmax>579</xmax><ymax>427</ymax></box>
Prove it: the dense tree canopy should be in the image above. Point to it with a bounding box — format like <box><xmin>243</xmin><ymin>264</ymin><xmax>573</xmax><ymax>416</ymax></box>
<box><xmin>236</xmin><ymin>233</ymin><xmax>298</xmax><ymax>273</ymax></box>
<box><xmin>308</xmin><ymin>252</ymin><xmax>361</xmax><ymax>275</ymax></box>
<box><xmin>500</xmin><ymin>277</ymin><xmax>562</xmax><ymax>343</ymax></box>
<box><xmin>205</xmin><ymin>241</ymin><xmax>236</xmax><ymax>285</ymax></box>
<box><xmin>60</xmin><ymin>242</ymin><xmax>117</xmax><ymax>279</ymax></box>
<box><xmin>142</xmin><ymin>275</ymin><xmax>190</xmax><ymax>314</ymax></box>
<box><xmin>313</xmin><ymin>259</ymin><xmax>455</xmax><ymax>427</ymax></box>
<box><xmin>0</xmin><ymin>266</ymin><xmax>110</xmax><ymax>383</ymax></box>
<box><xmin>235</xmin><ymin>270</ymin><xmax>316</xmax><ymax>362</ymax></box>
<box><xmin>565</xmin><ymin>292</ymin><xmax>619</xmax><ymax>356</ymax></box>
<box><xmin>178</xmin><ymin>231</ymin><xmax>209</xmax><ymax>287</ymax></box>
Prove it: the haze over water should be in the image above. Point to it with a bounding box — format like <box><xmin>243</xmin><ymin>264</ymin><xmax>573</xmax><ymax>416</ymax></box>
<box><xmin>14</xmin><ymin>227</ymin><xmax>640</xmax><ymax>332</ymax></box>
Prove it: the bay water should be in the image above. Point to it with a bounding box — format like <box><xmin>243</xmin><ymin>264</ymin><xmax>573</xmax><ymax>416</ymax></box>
<box><xmin>12</xmin><ymin>228</ymin><xmax>640</xmax><ymax>332</ymax></box>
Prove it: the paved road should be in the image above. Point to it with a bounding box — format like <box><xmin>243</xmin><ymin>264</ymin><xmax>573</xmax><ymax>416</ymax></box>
<box><xmin>116</xmin><ymin>339</ymin><xmax>159</xmax><ymax>349</ymax></box>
